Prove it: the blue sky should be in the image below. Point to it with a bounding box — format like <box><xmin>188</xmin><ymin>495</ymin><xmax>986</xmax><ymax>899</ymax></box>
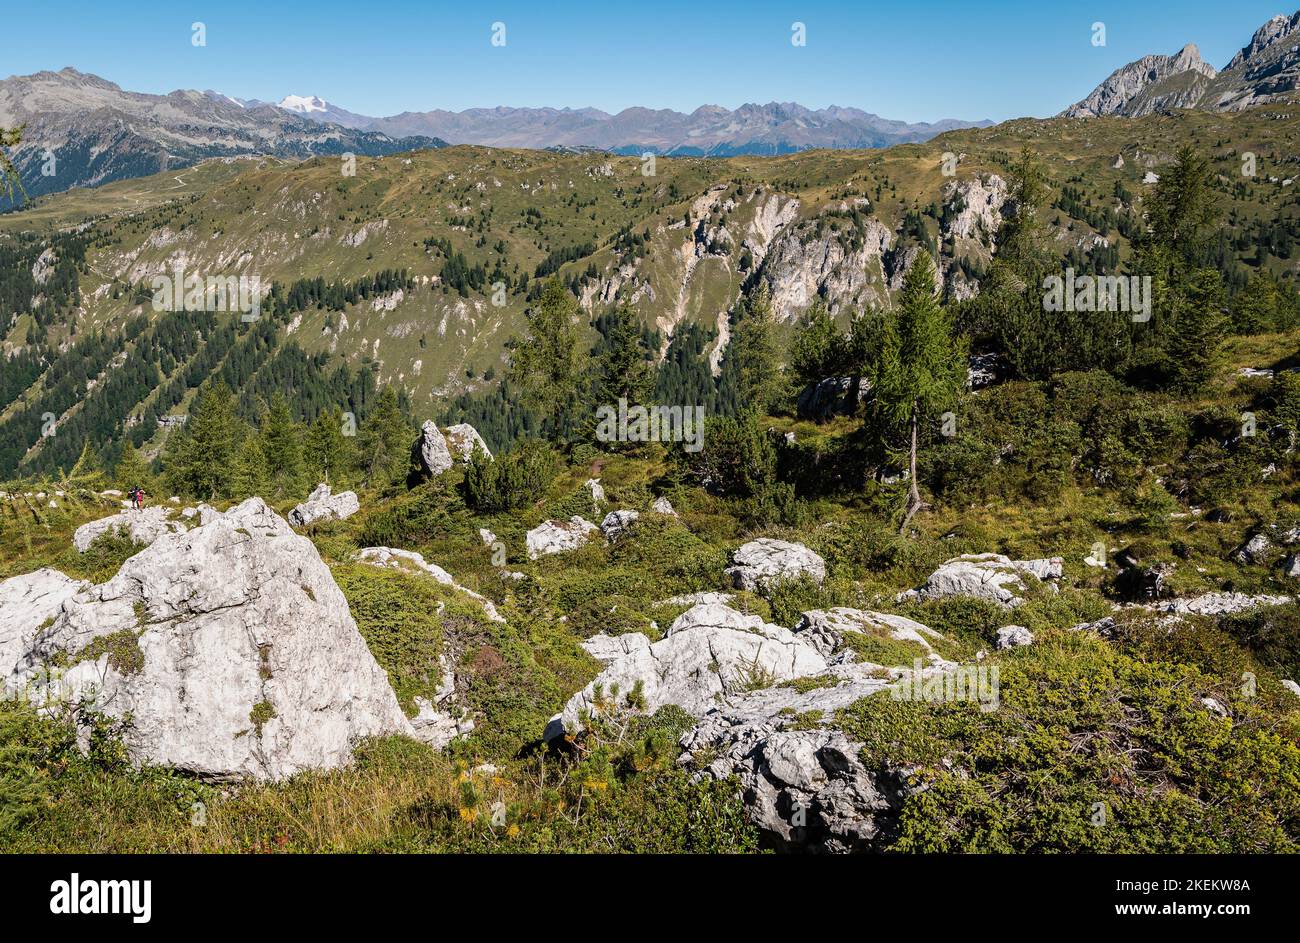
<box><xmin>0</xmin><ymin>1</ymin><xmax>1291</xmax><ymax>121</ymax></box>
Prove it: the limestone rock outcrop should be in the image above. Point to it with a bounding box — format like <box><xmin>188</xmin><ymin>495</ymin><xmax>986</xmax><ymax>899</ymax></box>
<box><xmin>72</xmin><ymin>506</ymin><xmax>184</xmax><ymax>553</ymax></box>
<box><xmin>526</xmin><ymin>516</ymin><xmax>598</xmax><ymax>559</ymax></box>
<box><xmin>725</xmin><ymin>539</ymin><xmax>827</xmax><ymax>592</ymax></box>
<box><xmin>2</xmin><ymin>499</ymin><xmax>413</xmax><ymax>781</ymax></box>
<box><xmin>288</xmin><ymin>483</ymin><xmax>360</xmax><ymax>527</ymax></box>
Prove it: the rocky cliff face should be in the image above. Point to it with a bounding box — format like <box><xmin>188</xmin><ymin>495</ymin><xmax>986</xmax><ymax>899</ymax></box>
<box><xmin>1063</xmin><ymin>12</ymin><xmax>1300</xmax><ymax>118</ymax></box>
<box><xmin>1061</xmin><ymin>44</ymin><xmax>1217</xmax><ymax>118</ymax></box>
<box><xmin>756</xmin><ymin>210</ymin><xmax>892</xmax><ymax>321</ymax></box>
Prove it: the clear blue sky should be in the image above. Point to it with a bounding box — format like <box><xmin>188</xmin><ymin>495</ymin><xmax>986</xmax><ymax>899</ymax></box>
<box><xmin>0</xmin><ymin>0</ymin><xmax>1292</xmax><ymax>121</ymax></box>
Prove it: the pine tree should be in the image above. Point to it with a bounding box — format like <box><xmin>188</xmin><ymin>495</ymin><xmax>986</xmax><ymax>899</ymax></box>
<box><xmin>304</xmin><ymin>407</ymin><xmax>354</xmax><ymax>488</ymax></box>
<box><xmin>507</xmin><ymin>277</ymin><xmax>585</xmax><ymax>423</ymax></box>
<box><xmin>259</xmin><ymin>393</ymin><xmax>305</xmax><ymax>499</ymax></box>
<box><xmin>231</xmin><ymin>434</ymin><xmax>268</xmax><ymax>500</ymax></box>
<box><xmin>789</xmin><ymin>298</ymin><xmax>843</xmax><ymax>388</ymax></box>
<box><xmin>114</xmin><ymin>440</ymin><xmax>154</xmax><ymax>493</ymax></box>
<box><xmin>162</xmin><ymin>383</ymin><xmax>243</xmax><ymax>500</ymax></box>
<box><xmin>872</xmin><ymin>250</ymin><xmax>966</xmax><ymax>534</ymax></box>
<box><xmin>355</xmin><ymin>386</ymin><xmax>411</xmax><ymax>486</ymax></box>
<box><xmin>591</xmin><ymin>304</ymin><xmax>652</xmax><ymax>407</ymax></box>
<box><xmin>726</xmin><ymin>285</ymin><xmax>781</xmax><ymax>412</ymax></box>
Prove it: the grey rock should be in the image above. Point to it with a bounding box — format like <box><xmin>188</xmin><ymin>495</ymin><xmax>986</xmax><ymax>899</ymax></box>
<box><xmin>651</xmin><ymin>496</ymin><xmax>677</xmax><ymax>517</ymax></box>
<box><xmin>526</xmin><ymin>516</ymin><xmax>598</xmax><ymax>559</ymax></box>
<box><xmin>898</xmin><ymin>553</ymin><xmax>1062</xmax><ymax>607</ymax></box>
<box><xmin>73</xmin><ymin>506</ymin><xmax>184</xmax><ymax>553</ymax></box>
<box><xmin>600</xmin><ymin>509</ymin><xmax>639</xmax><ymax>542</ymax></box>
<box><xmin>355</xmin><ymin>546</ymin><xmax>505</xmax><ymax>622</ymax></box>
<box><xmin>419</xmin><ymin>420</ymin><xmax>453</xmax><ymax>477</ymax></box>
<box><xmin>725</xmin><ymin>538</ymin><xmax>827</xmax><ymax>592</ymax></box>
<box><xmin>580</xmin><ymin>632</ymin><xmax>653</xmax><ymax>665</ymax></box>
<box><xmin>287</xmin><ymin>483</ymin><xmax>360</xmax><ymax>527</ymax></box>
<box><xmin>443</xmin><ymin>423</ymin><xmax>491</xmax><ymax>461</ymax></box>
<box><xmin>795</xmin><ymin>376</ymin><xmax>870</xmax><ymax>421</ymax></box>
<box><xmin>995</xmin><ymin>625</ymin><xmax>1034</xmax><ymax>649</ymax></box>
<box><xmin>4</xmin><ymin>499</ymin><xmax>413</xmax><ymax>781</ymax></box>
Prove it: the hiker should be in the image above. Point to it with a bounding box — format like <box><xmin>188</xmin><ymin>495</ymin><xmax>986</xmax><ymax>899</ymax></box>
<box><xmin>129</xmin><ymin>486</ymin><xmax>146</xmax><ymax>510</ymax></box>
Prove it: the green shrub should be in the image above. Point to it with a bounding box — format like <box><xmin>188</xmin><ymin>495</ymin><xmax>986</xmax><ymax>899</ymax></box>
<box><xmin>463</xmin><ymin>440</ymin><xmax>558</xmax><ymax>513</ymax></box>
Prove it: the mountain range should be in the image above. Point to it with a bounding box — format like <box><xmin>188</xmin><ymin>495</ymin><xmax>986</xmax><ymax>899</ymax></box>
<box><xmin>1062</xmin><ymin>11</ymin><xmax>1300</xmax><ymax>116</ymax></box>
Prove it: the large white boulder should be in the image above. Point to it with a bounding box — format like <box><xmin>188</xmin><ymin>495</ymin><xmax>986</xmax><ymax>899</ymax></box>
<box><xmin>526</xmin><ymin>516</ymin><xmax>598</xmax><ymax>559</ymax></box>
<box><xmin>443</xmin><ymin>423</ymin><xmax>491</xmax><ymax>461</ymax></box>
<box><xmin>288</xmin><ymin>483</ymin><xmax>360</xmax><ymax>527</ymax></box>
<box><xmin>794</xmin><ymin>607</ymin><xmax>947</xmax><ymax>665</ymax></box>
<box><xmin>725</xmin><ymin>538</ymin><xmax>827</xmax><ymax>592</ymax></box>
<box><xmin>555</xmin><ymin>602</ymin><xmax>827</xmax><ymax>736</ymax></box>
<box><xmin>419</xmin><ymin>420</ymin><xmax>453</xmax><ymax>477</ymax></box>
<box><xmin>897</xmin><ymin>553</ymin><xmax>1063</xmax><ymax>607</ymax></box>
<box><xmin>3</xmin><ymin>498</ymin><xmax>414</xmax><ymax>781</ymax></box>
<box><xmin>0</xmin><ymin>569</ymin><xmax>90</xmax><ymax>689</ymax></box>
<box><xmin>72</xmin><ymin>506</ymin><xmax>184</xmax><ymax>553</ymax></box>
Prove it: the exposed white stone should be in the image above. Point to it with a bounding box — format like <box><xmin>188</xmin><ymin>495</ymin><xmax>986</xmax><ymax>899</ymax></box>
<box><xmin>583</xmin><ymin>478</ymin><xmax>606</xmax><ymax>510</ymax></box>
<box><xmin>0</xmin><ymin>569</ymin><xmax>90</xmax><ymax>691</ymax></box>
<box><xmin>72</xmin><ymin>506</ymin><xmax>184</xmax><ymax>553</ymax></box>
<box><xmin>443</xmin><ymin>423</ymin><xmax>491</xmax><ymax>461</ymax></box>
<box><xmin>555</xmin><ymin>602</ymin><xmax>827</xmax><ymax>736</ymax></box>
<box><xmin>1152</xmin><ymin>592</ymin><xmax>1291</xmax><ymax>617</ymax></box>
<box><xmin>420</xmin><ymin>420</ymin><xmax>453</xmax><ymax>477</ymax></box>
<box><xmin>600</xmin><ymin>509</ymin><xmax>639</xmax><ymax>542</ymax></box>
<box><xmin>4</xmin><ymin>499</ymin><xmax>413</xmax><ymax>781</ymax></box>
<box><xmin>897</xmin><ymin>553</ymin><xmax>1063</xmax><ymax>607</ymax></box>
<box><xmin>725</xmin><ymin>538</ymin><xmax>827</xmax><ymax>592</ymax></box>
<box><xmin>995</xmin><ymin>625</ymin><xmax>1035</xmax><ymax>649</ymax></box>
<box><xmin>526</xmin><ymin>516</ymin><xmax>598</xmax><ymax>559</ymax></box>
<box><xmin>479</xmin><ymin>527</ymin><xmax>497</xmax><ymax>546</ymax></box>
<box><xmin>580</xmin><ymin>632</ymin><xmax>653</xmax><ymax>665</ymax></box>
<box><xmin>651</xmin><ymin>496</ymin><xmax>677</xmax><ymax>517</ymax></box>
<box><xmin>287</xmin><ymin>483</ymin><xmax>359</xmax><ymax>527</ymax></box>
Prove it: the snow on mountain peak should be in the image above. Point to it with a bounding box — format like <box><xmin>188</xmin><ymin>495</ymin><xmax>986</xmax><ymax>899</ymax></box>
<box><xmin>278</xmin><ymin>94</ymin><xmax>328</xmax><ymax>113</ymax></box>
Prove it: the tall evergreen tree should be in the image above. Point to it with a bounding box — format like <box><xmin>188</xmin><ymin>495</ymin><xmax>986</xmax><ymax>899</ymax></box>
<box><xmin>162</xmin><ymin>383</ymin><xmax>243</xmax><ymax>499</ymax></box>
<box><xmin>507</xmin><ymin>278</ymin><xmax>584</xmax><ymax>422</ymax></box>
<box><xmin>355</xmin><ymin>386</ymin><xmax>411</xmax><ymax>486</ymax></box>
<box><xmin>304</xmin><ymin>407</ymin><xmax>354</xmax><ymax>487</ymax></box>
<box><xmin>725</xmin><ymin>285</ymin><xmax>782</xmax><ymax>412</ymax></box>
<box><xmin>231</xmin><ymin>434</ymin><xmax>268</xmax><ymax>500</ymax></box>
<box><xmin>259</xmin><ymin>393</ymin><xmax>305</xmax><ymax>499</ymax></box>
<box><xmin>114</xmin><ymin>440</ymin><xmax>154</xmax><ymax>493</ymax></box>
<box><xmin>789</xmin><ymin>298</ymin><xmax>843</xmax><ymax>388</ymax></box>
<box><xmin>872</xmin><ymin>250</ymin><xmax>966</xmax><ymax>534</ymax></box>
<box><xmin>591</xmin><ymin>304</ymin><xmax>653</xmax><ymax>407</ymax></box>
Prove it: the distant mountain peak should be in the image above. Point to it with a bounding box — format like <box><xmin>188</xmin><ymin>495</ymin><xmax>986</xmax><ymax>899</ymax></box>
<box><xmin>1063</xmin><ymin>9</ymin><xmax>1300</xmax><ymax>118</ymax></box>
<box><xmin>278</xmin><ymin>94</ymin><xmax>329</xmax><ymax>114</ymax></box>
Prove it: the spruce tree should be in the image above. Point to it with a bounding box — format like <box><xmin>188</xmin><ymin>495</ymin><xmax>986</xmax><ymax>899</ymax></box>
<box><xmin>114</xmin><ymin>440</ymin><xmax>154</xmax><ymax>493</ymax></box>
<box><xmin>789</xmin><ymin>298</ymin><xmax>843</xmax><ymax>388</ymax></box>
<box><xmin>872</xmin><ymin>250</ymin><xmax>966</xmax><ymax>534</ymax></box>
<box><xmin>259</xmin><ymin>393</ymin><xmax>305</xmax><ymax>499</ymax></box>
<box><xmin>726</xmin><ymin>285</ymin><xmax>782</xmax><ymax>413</ymax></box>
<box><xmin>355</xmin><ymin>386</ymin><xmax>411</xmax><ymax>486</ymax></box>
<box><xmin>162</xmin><ymin>383</ymin><xmax>243</xmax><ymax>500</ymax></box>
<box><xmin>304</xmin><ymin>407</ymin><xmax>354</xmax><ymax>488</ymax></box>
<box><xmin>507</xmin><ymin>277</ymin><xmax>584</xmax><ymax>424</ymax></box>
<box><xmin>231</xmin><ymin>434</ymin><xmax>269</xmax><ymax>499</ymax></box>
<box><xmin>591</xmin><ymin>304</ymin><xmax>652</xmax><ymax>408</ymax></box>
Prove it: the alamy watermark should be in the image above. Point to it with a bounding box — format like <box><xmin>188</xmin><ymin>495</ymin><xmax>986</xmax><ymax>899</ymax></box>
<box><xmin>594</xmin><ymin>398</ymin><xmax>705</xmax><ymax>453</ymax></box>
<box><xmin>152</xmin><ymin>266</ymin><xmax>263</xmax><ymax>322</ymax></box>
<box><xmin>1042</xmin><ymin>267</ymin><xmax>1151</xmax><ymax>323</ymax></box>
<box><xmin>892</xmin><ymin>660</ymin><xmax>1000</xmax><ymax>712</ymax></box>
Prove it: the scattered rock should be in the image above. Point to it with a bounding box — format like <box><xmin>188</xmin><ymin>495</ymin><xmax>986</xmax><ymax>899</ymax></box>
<box><xmin>1232</xmin><ymin>532</ymin><xmax>1272</xmax><ymax>565</ymax></box>
<box><xmin>443</xmin><ymin>423</ymin><xmax>491</xmax><ymax>461</ymax></box>
<box><xmin>651</xmin><ymin>496</ymin><xmax>677</xmax><ymax>517</ymax></box>
<box><xmin>1281</xmin><ymin>679</ymin><xmax>1300</xmax><ymax>700</ymax></box>
<box><xmin>479</xmin><ymin>527</ymin><xmax>497</xmax><ymax>546</ymax></box>
<box><xmin>725</xmin><ymin>539</ymin><xmax>827</xmax><ymax>592</ymax></box>
<box><xmin>553</xmin><ymin>602</ymin><xmax>827</xmax><ymax>736</ymax></box>
<box><xmin>898</xmin><ymin>553</ymin><xmax>1062</xmax><ymax>607</ymax></box>
<box><xmin>526</xmin><ymin>516</ymin><xmax>598</xmax><ymax>559</ymax></box>
<box><xmin>795</xmin><ymin>376</ymin><xmax>870</xmax><ymax>421</ymax></box>
<box><xmin>995</xmin><ymin>625</ymin><xmax>1034</xmax><ymax>649</ymax></box>
<box><xmin>1152</xmin><ymin>592</ymin><xmax>1290</xmax><ymax>618</ymax></box>
<box><xmin>72</xmin><ymin>506</ymin><xmax>184</xmax><ymax>553</ymax></box>
<box><xmin>288</xmin><ymin>483</ymin><xmax>360</xmax><ymax>527</ymax></box>
<box><xmin>583</xmin><ymin>478</ymin><xmax>606</xmax><ymax>510</ymax></box>
<box><xmin>600</xmin><ymin>509</ymin><xmax>639</xmax><ymax>542</ymax></box>
<box><xmin>419</xmin><ymin>420</ymin><xmax>453</xmax><ymax>477</ymax></box>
